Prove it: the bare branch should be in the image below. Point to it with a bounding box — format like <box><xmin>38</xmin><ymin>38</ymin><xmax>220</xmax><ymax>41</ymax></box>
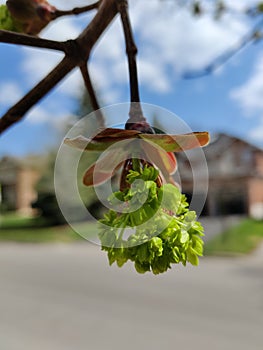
<box><xmin>79</xmin><ymin>64</ymin><xmax>105</xmax><ymax>128</ymax></box>
<box><xmin>0</xmin><ymin>0</ymin><xmax>118</xmax><ymax>135</ymax></box>
<box><xmin>116</xmin><ymin>0</ymin><xmax>144</xmax><ymax>123</ymax></box>
<box><xmin>54</xmin><ymin>1</ymin><xmax>101</xmax><ymax>19</ymax></box>
<box><xmin>0</xmin><ymin>30</ymin><xmax>67</xmax><ymax>52</ymax></box>
<box><xmin>0</xmin><ymin>57</ymin><xmax>76</xmax><ymax>133</ymax></box>
<box><xmin>78</xmin><ymin>0</ymin><xmax>117</xmax><ymax>52</ymax></box>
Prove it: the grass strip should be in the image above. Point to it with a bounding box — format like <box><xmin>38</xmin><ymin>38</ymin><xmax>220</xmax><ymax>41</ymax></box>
<box><xmin>204</xmin><ymin>219</ymin><xmax>263</xmax><ymax>256</ymax></box>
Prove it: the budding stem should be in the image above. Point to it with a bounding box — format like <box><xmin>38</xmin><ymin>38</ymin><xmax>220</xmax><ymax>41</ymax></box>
<box><xmin>117</xmin><ymin>0</ymin><xmax>144</xmax><ymax>123</ymax></box>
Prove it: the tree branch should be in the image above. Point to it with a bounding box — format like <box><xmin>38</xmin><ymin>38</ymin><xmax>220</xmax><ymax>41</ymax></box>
<box><xmin>116</xmin><ymin>0</ymin><xmax>144</xmax><ymax>124</ymax></box>
<box><xmin>79</xmin><ymin>63</ymin><xmax>105</xmax><ymax>128</ymax></box>
<box><xmin>0</xmin><ymin>0</ymin><xmax>118</xmax><ymax>134</ymax></box>
<box><xmin>0</xmin><ymin>30</ymin><xmax>67</xmax><ymax>52</ymax></box>
<box><xmin>77</xmin><ymin>0</ymin><xmax>117</xmax><ymax>53</ymax></box>
<box><xmin>53</xmin><ymin>1</ymin><xmax>101</xmax><ymax>19</ymax></box>
<box><xmin>0</xmin><ymin>57</ymin><xmax>76</xmax><ymax>133</ymax></box>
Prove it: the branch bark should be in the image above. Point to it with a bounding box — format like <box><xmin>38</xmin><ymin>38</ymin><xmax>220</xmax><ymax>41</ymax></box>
<box><xmin>0</xmin><ymin>30</ymin><xmax>67</xmax><ymax>52</ymax></box>
<box><xmin>0</xmin><ymin>57</ymin><xmax>76</xmax><ymax>133</ymax></box>
<box><xmin>79</xmin><ymin>63</ymin><xmax>105</xmax><ymax>128</ymax></box>
<box><xmin>117</xmin><ymin>0</ymin><xmax>145</xmax><ymax>126</ymax></box>
<box><xmin>0</xmin><ymin>0</ymin><xmax>118</xmax><ymax>134</ymax></box>
<box><xmin>54</xmin><ymin>1</ymin><xmax>101</xmax><ymax>19</ymax></box>
<box><xmin>117</xmin><ymin>0</ymin><xmax>140</xmax><ymax>104</ymax></box>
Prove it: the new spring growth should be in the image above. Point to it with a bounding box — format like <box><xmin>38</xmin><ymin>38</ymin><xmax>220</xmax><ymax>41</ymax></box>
<box><xmin>65</xmin><ymin>126</ymin><xmax>209</xmax><ymax>274</ymax></box>
<box><xmin>99</xmin><ymin>165</ymin><xmax>205</xmax><ymax>275</ymax></box>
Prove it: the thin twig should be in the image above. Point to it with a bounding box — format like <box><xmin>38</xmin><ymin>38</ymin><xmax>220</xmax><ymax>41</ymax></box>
<box><xmin>119</xmin><ymin>4</ymin><xmax>140</xmax><ymax>103</ymax></box>
<box><xmin>79</xmin><ymin>64</ymin><xmax>105</xmax><ymax>127</ymax></box>
<box><xmin>183</xmin><ymin>19</ymin><xmax>263</xmax><ymax>79</ymax></box>
<box><xmin>0</xmin><ymin>30</ymin><xmax>67</xmax><ymax>52</ymax></box>
<box><xmin>116</xmin><ymin>0</ymin><xmax>144</xmax><ymax>123</ymax></box>
<box><xmin>117</xmin><ymin>0</ymin><xmax>147</xmax><ymax>128</ymax></box>
<box><xmin>54</xmin><ymin>1</ymin><xmax>101</xmax><ymax>19</ymax></box>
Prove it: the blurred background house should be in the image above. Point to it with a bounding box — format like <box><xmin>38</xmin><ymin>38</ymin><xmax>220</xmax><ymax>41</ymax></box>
<box><xmin>1</xmin><ymin>133</ymin><xmax>263</xmax><ymax>219</ymax></box>
<box><xmin>178</xmin><ymin>133</ymin><xmax>263</xmax><ymax>219</ymax></box>
<box><xmin>0</xmin><ymin>156</ymin><xmax>44</xmax><ymax>215</ymax></box>
<box><xmin>0</xmin><ymin>150</ymin><xmax>97</xmax><ymax>224</ymax></box>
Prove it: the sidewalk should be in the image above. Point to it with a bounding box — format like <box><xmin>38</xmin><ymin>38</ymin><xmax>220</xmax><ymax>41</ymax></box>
<box><xmin>0</xmin><ymin>242</ymin><xmax>262</xmax><ymax>350</ymax></box>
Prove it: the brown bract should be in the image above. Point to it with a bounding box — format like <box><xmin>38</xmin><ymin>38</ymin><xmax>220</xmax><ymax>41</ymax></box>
<box><xmin>6</xmin><ymin>0</ymin><xmax>56</xmax><ymax>35</ymax></box>
<box><xmin>64</xmin><ymin>128</ymin><xmax>210</xmax><ymax>187</ymax></box>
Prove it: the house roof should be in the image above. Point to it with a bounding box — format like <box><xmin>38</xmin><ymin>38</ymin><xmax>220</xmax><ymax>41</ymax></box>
<box><xmin>177</xmin><ymin>133</ymin><xmax>263</xmax><ymax>180</ymax></box>
<box><xmin>201</xmin><ymin>133</ymin><xmax>263</xmax><ymax>159</ymax></box>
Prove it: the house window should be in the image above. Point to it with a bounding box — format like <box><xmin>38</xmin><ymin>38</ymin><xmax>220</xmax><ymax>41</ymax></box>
<box><xmin>218</xmin><ymin>193</ymin><xmax>246</xmax><ymax>215</ymax></box>
<box><xmin>183</xmin><ymin>192</ymin><xmax>209</xmax><ymax>216</ymax></box>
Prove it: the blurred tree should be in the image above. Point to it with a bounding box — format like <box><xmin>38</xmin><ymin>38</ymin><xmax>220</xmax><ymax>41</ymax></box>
<box><xmin>32</xmin><ymin>88</ymin><xmax>102</xmax><ymax>225</ymax></box>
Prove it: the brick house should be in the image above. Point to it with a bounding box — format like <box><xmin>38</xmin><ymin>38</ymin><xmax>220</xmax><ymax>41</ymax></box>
<box><xmin>177</xmin><ymin>133</ymin><xmax>263</xmax><ymax>219</ymax></box>
<box><xmin>1</xmin><ymin>133</ymin><xmax>263</xmax><ymax>218</ymax></box>
<box><xmin>0</xmin><ymin>156</ymin><xmax>42</xmax><ymax>215</ymax></box>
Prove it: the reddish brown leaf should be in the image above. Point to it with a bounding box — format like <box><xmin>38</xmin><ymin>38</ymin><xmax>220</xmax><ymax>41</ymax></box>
<box><xmin>83</xmin><ymin>148</ymin><xmax>129</xmax><ymax>186</ymax></box>
<box><xmin>64</xmin><ymin>128</ymin><xmax>141</xmax><ymax>152</ymax></box>
<box><xmin>64</xmin><ymin>136</ymin><xmax>109</xmax><ymax>151</ymax></box>
<box><xmin>142</xmin><ymin>142</ymin><xmax>177</xmax><ymax>176</ymax></box>
<box><xmin>140</xmin><ymin>132</ymin><xmax>210</xmax><ymax>152</ymax></box>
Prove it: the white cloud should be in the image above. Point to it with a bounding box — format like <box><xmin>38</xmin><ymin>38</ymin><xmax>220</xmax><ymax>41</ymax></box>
<box><xmin>224</xmin><ymin>0</ymin><xmax>259</xmax><ymax>12</ymax></box>
<box><xmin>0</xmin><ymin>81</ymin><xmax>23</xmax><ymax>106</ymax></box>
<box><xmin>88</xmin><ymin>60</ymin><xmax>123</xmax><ymax>104</ymax></box>
<box><xmin>25</xmin><ymin>103</ymin><xmax>72</xmax><ymax>128</ymax></box>
<box><xmin>2</xmin><ymin>0</ymin><xmax>263</xmax><ymax>153</ymax></box>
<box><xmin>138</xmin><ymin>59</ymin><xmax>170</xmax><ymax>93</ymax></box>
<box><xmin>230</xmin><ymin>53</ymin><xmax>263</xmax><ymax>113</ymax></box>
<box><xmin>50</xmin><ymin>0</ymin><xmax>92</xmax><ymax>9</ymax></box>
<box><xmin>21</xmin><ymin>48</ymin><xmax>82</xmax><ymax>101</ymax></box>
<box><xmin>0</xmin><ymin>0</ymin><xmax>257</xmax><ymax>109</ymax></box>
<box><xmin>248</xmin><ymin>116</ymin><xmax>263</xmax><ymax>144</ymax></box>
<box><xmin>58</xmin><ymin>69</ymin><xmax>84</xmax><ymax>98</ymax></box>
<box><xmin>16</xmin><ymin>0</ymin><xmax>252</xmax><ymax>101</ymax></box>
<box><xmin>132</xmin><ymin>1</ymin><xmax>249</xmax><ymax>76</ymax></box>
<box><xmin>26</xmin><ymin>105</ymin><xmax>57</xmax><ymax>124</ymax></box>
<box><xmin>42</xmin><ymin>17</ymin><xmax>81</xmax><ymax>41</ymax></box>
<box><xmin>21</xmin><ymin>48</ymin><xmax>63</xmax><ymax>82</ymax></box>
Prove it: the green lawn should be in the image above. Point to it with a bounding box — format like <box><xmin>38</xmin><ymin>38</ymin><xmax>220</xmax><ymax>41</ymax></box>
<box><xmin>0</xmin><ymin>212</ymin><xmax>46</xmax><ymax>229</ymax></box>
<box><xmin>0</xmin><ymin>213</ymin><xmax>97</xmax><ymax>243</ymax></box>
<box><xmin>1</xmin><ymin>214</ymin><xmax>263</xmax><ymax>252</ymax></box>
<box><xmin>204</xmin><ymin>219</ymin><xmax>263</xmax><ymax>256</ymax></box>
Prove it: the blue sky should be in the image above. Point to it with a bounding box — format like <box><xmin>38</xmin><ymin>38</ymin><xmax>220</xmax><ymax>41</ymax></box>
<box><xmin>1</xmin><ymin>0</ymin><xmax>263</xmax><ymax>157</ymax></box>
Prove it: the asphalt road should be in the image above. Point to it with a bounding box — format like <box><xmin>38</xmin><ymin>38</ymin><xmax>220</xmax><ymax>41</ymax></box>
<box><xmin>0</xmin><ymin>242</ymin><xmax>262</xmax><ymax>350</ymax></box>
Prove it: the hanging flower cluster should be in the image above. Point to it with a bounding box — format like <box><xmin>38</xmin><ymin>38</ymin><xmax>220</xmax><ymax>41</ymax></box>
<box><xmin>65</xmin><ymin>126</ymin><xmax>209</xmax><ymax>274</ymax></box>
